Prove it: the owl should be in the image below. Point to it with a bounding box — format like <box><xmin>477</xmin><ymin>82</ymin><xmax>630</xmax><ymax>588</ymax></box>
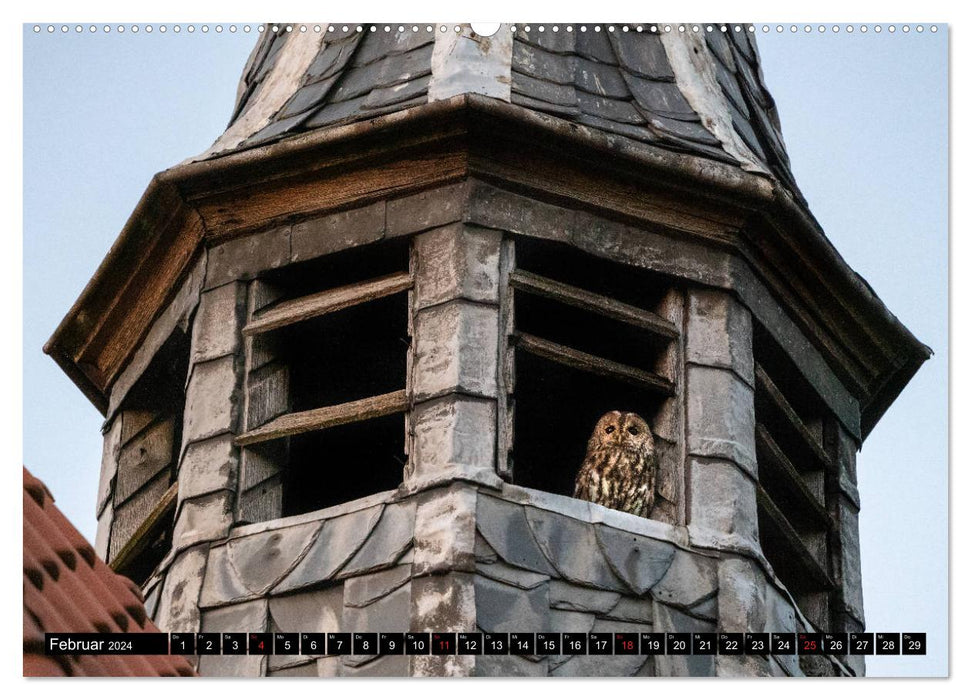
<box><xmin>573</xmin><ymin>411</ymin><xmax>658</xmax><ymax>518</ymax></box>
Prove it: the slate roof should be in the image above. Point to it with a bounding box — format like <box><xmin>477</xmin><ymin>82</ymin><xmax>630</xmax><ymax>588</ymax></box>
<box><xmin>208</xmin><ymin>24</ymin><xmax>800</xmax><ymax>200</ymax></box>
<box><xmin>237</xmin><ymin>26</ymin><xmax>434</xmax><ymax>148</ymax></box>
<box><xmin>511</xmin><ymin>28</ymin><xmax>731</xmax><ymax>161</ymax></box>
<box><xmin>22</xmin><ymin>467</ymin><xmax>196</xmax><ymax>677</ymax></box>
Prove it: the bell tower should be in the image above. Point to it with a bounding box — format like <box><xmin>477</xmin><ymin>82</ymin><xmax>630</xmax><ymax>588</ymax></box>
<box><xmin>46</xmin><ymin>23</ymin><xmax>929</xmax><ymax>677</ymax></box>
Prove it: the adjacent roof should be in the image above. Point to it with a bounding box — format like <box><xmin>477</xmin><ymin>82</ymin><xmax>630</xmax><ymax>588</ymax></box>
<box><xmin>23</xmin><ymin>467</ymin><xmax>196</xmax><ymax>677</ymax></box>
<box><xmin>197</xmin><ymin>23</ymin><xmax>801</xmax><ymax>200</ymax></box>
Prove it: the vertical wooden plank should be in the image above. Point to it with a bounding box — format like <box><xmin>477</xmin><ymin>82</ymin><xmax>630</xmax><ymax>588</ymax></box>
<box><xmin>404</xmin><ymin>241</ymin><xmax>417</xmax><ymax>474</ymax></box>
<box><xmin>652</xmin><ymin>287</ymin><xmax>686</xmax><ymax>526</ymax></box>
<box><xmin>121</xmin><ymin>409</ymin><xmax>156</xmax><ymax>444</ymax></box>
<box><xmin>238</xmin><ymin>278</ymin><xmax>289</xmax><ymax>522</ymax></box>
<box><xmin>238</xmin><ymin>474</ymin><xmax>285</xmax><ymax>525</ymax></box>
<box><xmin>495</xmin><ymin>237</ymin><xmax>515</xmax><ymax>482</ymax></box>
<box><xmin>246</xmin><ymin>362</ymin><xmax>291</xmax><ymax>429</ymax></box>
<box><xmin>246</xmin><ymin>279</ymin><xmax>287</xmax><ymax>374</ymax></box>
<box><xmin>109</xmin><ymin>470</ymin><xmax>172</xmax><ymax>562</ymax></box>
<box><xmin>115</xmin><ymin>417</ymin><xmax>176</xmax><ymax>503</ymax></box>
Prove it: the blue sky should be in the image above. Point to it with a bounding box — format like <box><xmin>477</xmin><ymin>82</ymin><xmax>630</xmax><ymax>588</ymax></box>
<box><xmin>22</xmin><ymin>23</ymin><xmax>948</xmax><ymax>677</ymax></box>
<box><xmin>757</xmin><ymin>28</ymin><xmax>948</xmax><ymax>677</ymax></box>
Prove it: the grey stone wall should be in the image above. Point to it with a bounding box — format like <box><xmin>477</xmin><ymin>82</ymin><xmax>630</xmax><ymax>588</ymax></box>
<box><xmin>103</xmin><ymin>181</ymin><xmax>866</xmax><ymax>677</ymax></box>
<box><xmin>683</xmin><ymin>289</ymin><xmax>759</xmax><ymax>555</ymax></box>
<box><xmin>407</xmin><ymin>223</ymin><xmax>504</xmax><ymax>494</ymax></box>
<box><xmin>155</xmin><ymin>481</ymin><xmax>850</xmax><ymax>677</ymax></box>
<box><xmin>151</xmin><ymin>280</ymin><xmax>246</xmax><ymax>637</ymax></box>
<box><xmin>473</xmin><ymin>484</ymin><xmax>851</xmax><ymax>677</ymax></box>
<box><xmin>196</xmin><ymin>491</ymin><xmax>413</xmax><ymax>677</ymax></box>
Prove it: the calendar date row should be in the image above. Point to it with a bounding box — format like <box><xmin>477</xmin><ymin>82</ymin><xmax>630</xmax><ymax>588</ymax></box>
<box><xmin>172</xmin><ymin>632</ymin><xmax>925</xmax><ymax>657</ymax></box>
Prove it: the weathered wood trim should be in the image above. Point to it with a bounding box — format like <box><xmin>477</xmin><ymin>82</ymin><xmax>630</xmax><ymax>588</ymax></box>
<box><xmin>243</xmin><ymin>271</ymin><xmax>413</xmax><ymax>336</ymax></box>
<box><xmin>734</xmin><ymin>235</ymin><xmax>871</xmax><ymax>399</ymax></box>
<box><xmin>195</xmin><ymin>145</ymin><xmax>469</xmax><ymax>242</ymax></box>
<box><xmin>108</xmin><ymin>480</ymin><xmax>178</xmax><ymax>575</ymax></box>
<box><xmin>756</xmin><ymin>484</ymin><xmax>835</xmax><ymax>592</ymax></box>
<box><xmin>97</xmin><ymin>215</ymin><xmax>203</xmax><ymax>389</ymax></box>
<box><xmin>171</xmin><ymin>96</ymin><xmax>477</xmax><ymax>200</ymax></box>
<box><xmin>514</xmin><ymin>332</ymin><xmax>676</xmax><ymax>397</ymax></box>
<box><xmin>234</xmin><ymin>389</ymin><xmax>408</xmax><ymax>447</ymax></box>
<box><xmin>755</xmin><ymin>364</ymin><xmax>834</xmax><ymax>472</ymax></box>
<box><xmin>756</xmin><ymin>424</ymin><xmax>834</xmax><ymax>532</ymax></box>
<box><xmin>45</xmin><ymin>94</ymin><xmax>928</xmax><ymax>438</ymax></box>
<box><xmin>510</xmin><ymin>269</ymin><xmax>679</xmax><ymax>340</ymax></box>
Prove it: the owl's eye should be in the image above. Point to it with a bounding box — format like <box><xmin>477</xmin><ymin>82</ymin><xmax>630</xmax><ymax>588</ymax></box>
<box><xmin>605</xmin><ymin>426</ymin><xmax>616</xmax><ymax>434</ymax></box>
<box><xmin>627</xmin><ymin>426</ymin><xmax>639</xmax><ymax>435</ymax></box>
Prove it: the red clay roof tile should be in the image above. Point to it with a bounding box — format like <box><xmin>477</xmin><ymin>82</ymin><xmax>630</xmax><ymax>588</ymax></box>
<box><xmin>22</xmin><ymin>467</ymin><xmax>196</xmax><ymax>677</ymax></box>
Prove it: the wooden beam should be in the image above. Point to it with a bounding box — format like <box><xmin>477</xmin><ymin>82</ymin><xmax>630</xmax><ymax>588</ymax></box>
<box><xmin>109</xmin><ymin>481</ymin><xmax>178</xmax><ymax>575</ymax></box>
<box><xmin>510</xmin><ymin>269</ymin><xmax>679</xmax><ymax>340</ymax></box>
<box><xmin>755</xmin><ymin>363</ymin><xmax>834</xmax><ymax>472</ymax></box>
<box><xmin>243</xmin><ymin>272</ymin><xmax>413</xmax><ymax>336</ymax></box>
<box><xmin>235</xmin><ymin>389</ymin><xmax>408</xmax><ymax>446</ymax></box>
<box><xmin>756</xmin><ymin>484</ymin><xmax>835</xmax><ymax>592</ymax></box>
<box><xmin>756</xmin><ymin>424</ymin><xmax>834</xmax><ymax>531</ymax></box>
<box><xmin>192</xmin><ymin>139</ymin><xmax>468</xmax><ymax>241</ymax></box>
<box><xmin>514</xmin><ymin>332</ymin><xmax>676</xmax><ymax>396</ymax></box>
<box><xmin>46</xmin><ymin>95</ymin><xmax>928</xmax><ymax>434</ymax></box>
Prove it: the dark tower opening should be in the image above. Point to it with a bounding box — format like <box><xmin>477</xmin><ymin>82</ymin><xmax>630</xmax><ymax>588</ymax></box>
<box><xmin>511</xmin><ymin>351</ymin><xmax>667</xmax><ymax>498</ymax></box>
<box><xmin>753</xmin><ymin>323</ymin><xmax>835</xmax><ymax>631</ymax></box>
<box><xmin>111</xmin><ymin>328</ymin><xmax>189</xmax><ymax>586</ymax></box>
<box><xmin>508</xmin><ymin>237</ymin><xmax>678</xmax><ymax>505</ymax></box>
<box><xmin>240</xmin><ymin>238</ymin><xmax>411</xmax><ymax>518</ymax></box>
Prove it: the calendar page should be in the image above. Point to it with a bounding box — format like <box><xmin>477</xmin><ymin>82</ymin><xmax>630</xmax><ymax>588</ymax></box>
<box><xmin>21</xmin><ymin>6</ymin><xmax>948</xmax><ymax>683</ymax></box>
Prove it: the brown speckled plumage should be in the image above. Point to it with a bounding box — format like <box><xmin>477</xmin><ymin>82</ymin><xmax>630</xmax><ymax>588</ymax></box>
<box><xmin>574</xmin><ymin>411</ymin><xmax>657</xmax><ymax>518</ymax></box>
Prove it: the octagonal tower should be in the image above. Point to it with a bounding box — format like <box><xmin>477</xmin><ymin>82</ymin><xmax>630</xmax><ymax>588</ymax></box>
<box><xmin>46</xmin><ymin>23</ymin><xmax>929</xmax><ymax>677</ymax></box>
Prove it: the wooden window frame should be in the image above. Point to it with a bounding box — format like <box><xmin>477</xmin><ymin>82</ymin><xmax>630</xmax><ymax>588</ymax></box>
<box><xmin>234</xmin><ymin>271</ymin><xmax>413</xmax><ymax>449</ymax></box>
<box><xmin>508</xmin><ymin>269</ymin><xmax>678</xmax><ymax>398</ymax></box>
<box><xmin>106</xmin><ymin>330</ymin><xmax>188</xmax><ymax>584</ymax></box>
<box><xmin>501</xmin><ymin>253</ymin><xmax>681</xmax><ymax>487</ymax></box>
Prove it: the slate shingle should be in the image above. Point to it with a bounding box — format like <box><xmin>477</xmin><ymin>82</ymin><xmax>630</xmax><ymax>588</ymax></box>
<box><xmin>351</xmin><ymin>27</ymin><xmax>434</xmax><ymax>66</ymax></box>
<box><xmin>577</xmin><ymin>93</ymin><xmax>644</xmax><ymax>124</ymax></box>
<box><xmin>575</xmin><ymin>28</ymin><xmax>618</xmax><ymax>65</ymax></box>
<box><xmin>575</xmin><ymin>58</ymin><xmax>631</xmax><ymax>99</ymax></box>
<box><xmin>643</xmin><ymin>112</ymin><xmax>723</xmax><ymax>146</ymax></box>
<box><xmin>279</xmin><ymin>74</ymin><xmax>342</xmax><ymax>119</ymax></box>
<box><xmin>607</xmin><ymin>32</ymin><xmax>676</xmax><ymax>81</ymax></box>
<box><xmin>363</xmin><ymin>74</ymin><xmax>432</xmax><ymax>109</ymax></box>
<box><xmin>624</xmin><ymin>75</ymin><xmax>697</xmax><ymax>119</ymax></box>
<box><xmin>516</xmin><ymin>27</ymin><xmax>576</xmax><ymax>54</ymax></box>
<box><xmin>511</xmin><ymin>70</ymin><xmax>578</xmax><ymax>107</ymax></box>
<box><xmin>575</xmin><ymin>113</ymin><xmax>659</xmax><ymax>142</ymax></box>
<box><xmin>512</xmin><ymin>94</ymin><xmax>581</xmax><ymax>119</ymax></box>
<box><xmin>307</xmin><ymin>35</ymin><xmax>363</xmax><ymax>81</ymax></box>
<box><xmin>512</xmin><ymin>43</ymin><xmax>577</xmax><ymax>85</ymax></box>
